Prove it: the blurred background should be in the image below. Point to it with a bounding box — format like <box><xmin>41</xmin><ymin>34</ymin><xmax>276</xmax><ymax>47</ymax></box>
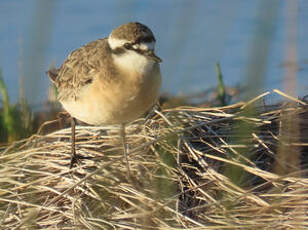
<box><xmin>0</xmin><ymin>0</ymin><xmax>307</xmax><ymax>141</ymax></box>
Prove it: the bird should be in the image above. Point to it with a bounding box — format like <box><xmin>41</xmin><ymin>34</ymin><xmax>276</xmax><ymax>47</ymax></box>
<box><xmin>47</xmin><ymin>22</ymin><xmax>162</xmax><ymax>172</ymax></box>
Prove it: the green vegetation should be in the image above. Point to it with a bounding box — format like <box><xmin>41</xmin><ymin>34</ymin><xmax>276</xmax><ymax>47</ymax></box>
<box><xmin>0</xmin><ymin>69</ymin><xmax>33</xmax><ymax>143</ymax></box>
<box><xmin>223</xmin><ymin>105</ymin><xmax>257</xmax><ymax>187</ymax></box>
<box><xmin>215</xmin><ymin>62</ymin><xmax>227</xmax><ymax>106</ymax></box>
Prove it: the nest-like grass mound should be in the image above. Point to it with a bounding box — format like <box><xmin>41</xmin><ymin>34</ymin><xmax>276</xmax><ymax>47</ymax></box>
<box><xmin>1</xmin><ymin>91</ymin><xmax>308</xmax><ymax>229</ymax></box>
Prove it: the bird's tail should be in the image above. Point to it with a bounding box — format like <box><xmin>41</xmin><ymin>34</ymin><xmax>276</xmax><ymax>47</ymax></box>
<box><xmin>46</xmin><ymin>68</ymin><xmax>59</xmax><ymax>83</ymax></box>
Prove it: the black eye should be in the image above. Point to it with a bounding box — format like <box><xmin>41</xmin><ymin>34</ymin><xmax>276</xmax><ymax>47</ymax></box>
<box><xmin>142</xmin><ymin>37</ymin><xmax>154</xmax><ymax>43</ymax></box>
<box><xmin>124</xmin><ymin>43</ymin><xmax>132</xmax><ymax>49</ymax></box>
<box><xmin>85</xmin><ymin>79</ymin><xmax>93</xmax><ymax>85</ymax></box>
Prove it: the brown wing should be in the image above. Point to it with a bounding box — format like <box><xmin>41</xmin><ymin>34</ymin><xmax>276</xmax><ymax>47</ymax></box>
<box><xmin>49</xmin><ymin>38</ymin><xmax>116</xmax><ymax>101</ymax></box>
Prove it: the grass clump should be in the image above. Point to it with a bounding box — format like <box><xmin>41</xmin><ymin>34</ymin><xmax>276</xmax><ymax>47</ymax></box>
<box><xmin>0</xmin><ymin>90</ymin><xmax>307</xmax><ymax>229</ymax></box>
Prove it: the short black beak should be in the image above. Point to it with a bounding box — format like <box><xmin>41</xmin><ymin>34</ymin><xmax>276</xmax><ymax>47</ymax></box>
<box><xmin>146</xmin><ymin>50</ymin><xmax>162</xmax><ymax>63</ymax></box>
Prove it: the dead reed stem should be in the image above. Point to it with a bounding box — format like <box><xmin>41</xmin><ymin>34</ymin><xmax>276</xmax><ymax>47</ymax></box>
<box><xmin>0</xmin><ymin>90</ymin><xmax>307</xmax><ymax>229</ymax></box>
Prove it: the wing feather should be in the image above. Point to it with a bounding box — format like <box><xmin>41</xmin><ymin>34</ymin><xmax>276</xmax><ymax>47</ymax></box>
<box><xmin>49</xmin><ymin>38</ymin><xmax>117</xmax><ymax>101</ymax></box>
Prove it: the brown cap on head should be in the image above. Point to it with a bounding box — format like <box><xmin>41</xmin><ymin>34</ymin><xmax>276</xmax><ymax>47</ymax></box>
<box><xmin>110</xmin><ymin>22</ymin><xmax>156</xmax><ymax>43</ymax></box>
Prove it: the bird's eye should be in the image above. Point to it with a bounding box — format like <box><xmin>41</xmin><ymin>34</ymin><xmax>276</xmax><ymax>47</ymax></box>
<box><xmin>142</xmin><ymin>37</ymin><xmax>154</xmax><ymax>43</ymax></box>
<box><xmin>124</xmin><ymin>43</ymin><xmax>132</xmax><ymax>49</ymax></box>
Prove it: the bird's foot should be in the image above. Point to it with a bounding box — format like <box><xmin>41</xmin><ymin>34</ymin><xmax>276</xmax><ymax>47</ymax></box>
<box><xmin>69</xmin><ymin>154</ymin><xmax>93</xmax><ymax>168</ymax></box>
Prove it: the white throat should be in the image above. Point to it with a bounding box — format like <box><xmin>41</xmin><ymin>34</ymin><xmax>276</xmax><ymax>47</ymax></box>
<box><xmin>113</xmin><ymin>50</ymin><xmax>155</xmax><ymax>74</ymax></box>
<box><xmin>108</xmin><ymin>36</ymin><xmax>156</xmax><ymax>74</ymax></box>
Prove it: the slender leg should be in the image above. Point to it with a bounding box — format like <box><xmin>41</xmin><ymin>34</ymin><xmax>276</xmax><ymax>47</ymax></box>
<box><xmin>70</xmin><ymin>117</ymin><xmax>77</xmax><ymax>168</ymax></box>
<box><xmin>69</xmin><ymin>117</ymin><xmax>93</xmax><ymax>168</ymax></box>
<box><xmin>120</xmin><ymin>123</ymin><xmax>131</xmax><ymax>176</ymax></box>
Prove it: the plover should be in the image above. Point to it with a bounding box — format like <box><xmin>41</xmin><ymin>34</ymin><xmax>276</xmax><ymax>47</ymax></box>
<box><xmin>47</xmin><ymin>22</ymin><xmax>162</xmax><ymax>171</ymax></box>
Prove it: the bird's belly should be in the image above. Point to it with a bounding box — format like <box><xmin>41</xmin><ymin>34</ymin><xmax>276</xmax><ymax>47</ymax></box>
<box><xmin>60</xmin><ymin>73</ymin><xmax>161</xmax><ymax>125</ymax></box>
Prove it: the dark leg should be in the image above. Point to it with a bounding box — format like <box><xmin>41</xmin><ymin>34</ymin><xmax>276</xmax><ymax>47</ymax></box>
<box><xmin>69</xmin><ymin>117</ymin><xmax>93</xmax><ymax>168</ymax></box>
<box><xmin>70</xmin><ymin>117</ymin><xmax>77</xmax><ymax>168</ymax></box>
<box><xmin>120</xmin><ymin>123</ymin><xmax>131</xmax><ymax>176</ymax></box>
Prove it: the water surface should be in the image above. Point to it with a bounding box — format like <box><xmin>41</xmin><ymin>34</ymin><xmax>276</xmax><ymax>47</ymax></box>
<box><xmin>1</xmin><ymin>0</ymin><xmax>307</xmax><ymax>107</ymax></box>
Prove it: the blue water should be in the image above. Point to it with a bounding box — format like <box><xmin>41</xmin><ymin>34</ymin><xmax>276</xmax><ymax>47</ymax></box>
<box><xmin>0</xmin><ymin>0</ymin><xmax>307</xmax><ymax>107</ymax></box>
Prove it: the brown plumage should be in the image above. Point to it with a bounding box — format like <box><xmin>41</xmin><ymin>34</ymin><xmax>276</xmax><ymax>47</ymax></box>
<box><xmin>47</xmin><ymin>38</ymin><xmax>118</xmax><ymax>101</ymax></box>
<box><xmin>47</xmin><ymin>22</ymin><xmax>162</xmax><ymax>169</ymax></box>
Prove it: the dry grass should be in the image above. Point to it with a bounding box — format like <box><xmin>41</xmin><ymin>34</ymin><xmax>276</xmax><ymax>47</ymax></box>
<box><xmin>0</xmin><ymin>90</ymin><xmax>307</xmax><ymax>229</ymax></box>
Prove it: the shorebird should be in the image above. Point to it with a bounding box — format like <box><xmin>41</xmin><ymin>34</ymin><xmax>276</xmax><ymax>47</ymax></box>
<box><xmin>47</xmin><ymin>22</ymin><xmax>162</xmax><ymax>171</ymax></box>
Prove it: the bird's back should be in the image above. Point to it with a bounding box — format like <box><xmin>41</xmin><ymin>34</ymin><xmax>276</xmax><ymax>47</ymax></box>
<box><xmin>47</xmin><ymin>38</ymin><xmax>117</xmax><ymax>101</ymax></box>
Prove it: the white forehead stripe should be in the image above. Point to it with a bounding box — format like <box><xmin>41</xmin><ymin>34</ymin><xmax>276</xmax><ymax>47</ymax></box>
<box><xmin>132</xmin><ymin>42</ymin><xmax>155</xmax><ymax>51</ymax></box>
<box><xmin>108</xmin><ymin>36</ymin><xmax>128</xmax><ymax>49</ymax></box>
<box><xmin>108</xmin><ymin>36</ymin><xmax>155</xmax><ymax>50</ymax></box>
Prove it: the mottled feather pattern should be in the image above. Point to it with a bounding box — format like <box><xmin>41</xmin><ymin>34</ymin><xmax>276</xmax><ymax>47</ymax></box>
<box><xmin>46</xmin><ymin>22</ymin><xmax>162</xmax><ymax>126</ymax></box>
<box><xmin>54</xmin><ymin>38</ymin><xmax>118</xmax><ymax>101</ymax></box>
